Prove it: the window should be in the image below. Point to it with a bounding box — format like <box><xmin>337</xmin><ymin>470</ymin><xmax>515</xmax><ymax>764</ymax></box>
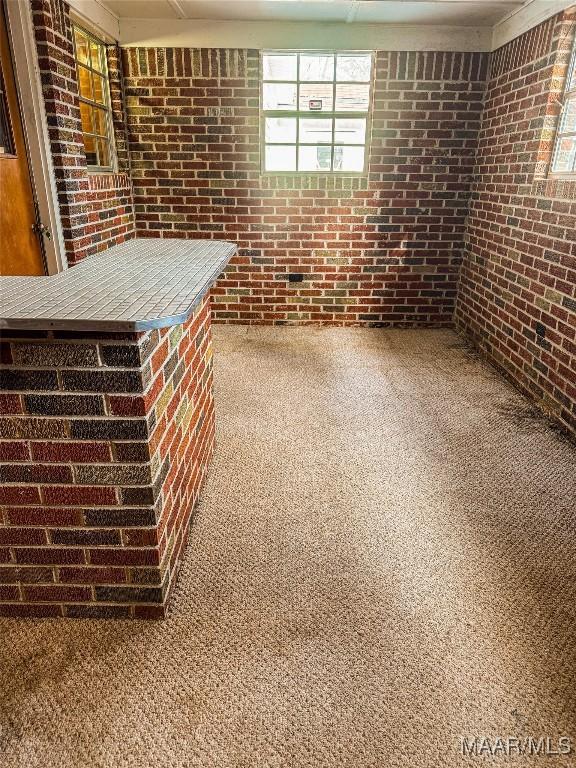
<box><xmin>551</xmin><ymin>46</ymin><xmax>576</xmax><ymax>175</ymax></box>
<box><xmin>261</xmin><ymin>51</ymin><xmax>373</xmax><ymax>173</ymax></box>
<box><xmin>72</xmin><ymin>25</ymin><xmax>114</xmax><ymax>171</ymax></box>
<box><xmin>0</xmin><ymin>69</ymin><xmax>15</xmax><ymax>156</ymax></box>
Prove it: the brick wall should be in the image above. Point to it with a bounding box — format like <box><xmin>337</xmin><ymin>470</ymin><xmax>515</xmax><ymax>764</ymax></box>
<box><xmin>31</xmin><ymin>0</ymin><xmax>135</xmax><ymax>265</ymax></box>
<box><xmin>455</xmin><ymin>9</ymin><xmax>576</xmax><ymax>437</ymax></box>
<box><xmin>0</xmin><ymin>296</ymin><xmax>215</xmax><ymax>618</ymax></box>
<box><xmin>123</xmin><ymin>48</ymin><xmax>487</xmax><ymax>325</ymax></box>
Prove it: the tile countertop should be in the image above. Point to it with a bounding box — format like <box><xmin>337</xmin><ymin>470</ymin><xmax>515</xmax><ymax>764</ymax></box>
<box><xmin>0</xmin><ymin>239</ymin><xmax>237</xmax><ymax>331</ymax></box>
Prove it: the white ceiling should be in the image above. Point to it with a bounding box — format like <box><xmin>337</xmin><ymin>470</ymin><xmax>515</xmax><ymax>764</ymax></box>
<box><xmin>100</xmin><ymin>0</ymin><xmax>527</xmax><ymax>27</ymax></box>
<box><xmin>71</xmin><ymin>0</ymin><xmax>573</xmax><ymax>52</ymax></box>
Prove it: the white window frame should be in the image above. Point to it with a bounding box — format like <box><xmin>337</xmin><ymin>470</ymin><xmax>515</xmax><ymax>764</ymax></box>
<box><xmin>550</xmin><ymin>46</ymin><xmax>576</xmax><ymax>177</ymax></box>
<box><xmin>260</xmin><ymin>50</ymin><xmax>374</xmax><ymax>175</ymax></box>
<box><xmin>72</xmin><ymin>23</ymin><xmax>117</xmax><ymax>174</ymax></box>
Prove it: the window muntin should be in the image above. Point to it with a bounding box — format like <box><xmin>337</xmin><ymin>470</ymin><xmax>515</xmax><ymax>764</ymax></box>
<box><xmin>261</xmin><ymin>51</ymin><xmax>373</xmax><ymax>173</ymax></box>
<box><xmin>551</xmin><ymin>48</ymin><xmax>576</xmax><ymax>175</ymax></box>
<box><xmin>73</xmin><ymin>25</ymin><xmax>114</xmax><ymax>171</ymax></box>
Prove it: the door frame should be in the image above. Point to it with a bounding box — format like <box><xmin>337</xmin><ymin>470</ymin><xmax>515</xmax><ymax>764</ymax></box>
<box><xmin>4</xmin><ymin>0</ymin><xmax>66</xmax><ymax>275</ymax></box>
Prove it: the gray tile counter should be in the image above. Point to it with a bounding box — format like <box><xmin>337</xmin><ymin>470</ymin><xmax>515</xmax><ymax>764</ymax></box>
<box><xmin>0</xmin><ymin>238</ymin><xmax>236</xmax><ymax>331</ymax></box>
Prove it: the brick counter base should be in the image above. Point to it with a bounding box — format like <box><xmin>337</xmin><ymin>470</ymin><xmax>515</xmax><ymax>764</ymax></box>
<box><xmin>0</xmin><ymin>296</ymin><xmax>214</xmax><ymax>618</ymax></box>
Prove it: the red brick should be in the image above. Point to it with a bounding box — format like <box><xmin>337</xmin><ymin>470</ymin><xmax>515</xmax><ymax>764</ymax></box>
<box><xmin>0</xmin><ymin>394</ymin><xmax>22</xmax><ymax>414</ymax></box>
<box><xmin>14</xmin><ymin>548</ymin><xmax>85</xmax><ymax>565</ymax></box>
<box><xmin>0</xmin><ymin>441</ymin><xmax>30</xmax><ymax>461</ymax></box>
<box><xmin>6</xmin><ymin>507</ymin><xmax>83</xmax><ymax>526</ymax></box>
<box><xmin>122</xmin><ymin>528</ymin><xmax>158</xmax><ymax>547</ymax></box>
<box><xmin>0</xmin><ymin>586</ymin><xmax>20</xmax><ymax>601</ymax></box>
<box><xmin>133</xmin><ymin>604</ymin><xmax>166</xmax><ymax>619</ymax></box>
<box><xmin>0</xmin><ymin>565</ymin><xmax>54</xmax><ymax>583</ymax></box>
<box><xmin>89</xmin><ymin>548</ymin><xmax>159</xmax><ymax>566</ymax></box>
<box><xmin>23</xmin><ymin>585</ymin><xmax>92</xmax><ymax>602</ymax></box>
<box><xmin>0</xmin><ymin>528</ymin><xmax>48</xmax><ymax>546</ymax></box>
<box><xmin>108</xmin><ymin>395</ymin><xmax>146</xmax><ymax>416</ymax></box>
<box><xmin>0</xmin><ymin>486</ymin><xmax>41</xmax><ymax>505</ymax></box>
<box><xmin>0</xmin><ymin>548</ymin><xmax>12</xmax><ymax>563</ymax></box>
<box><xmin>151</xmin><ymin>340</ymin><xmax>169</xmax><ymax>373</ymax></box>
<box><xmin>0</xmin><ymin>604</ymin><xmax>62</xmax><ymax>618</ymax></box>
<box><xmin>42</xmin><ymin>486</ymin><xmax>118</xmax><ymax>506</ymax></box>
<box><xmin>58</xmin><ymin>567</ymin><xmax>127</xmax><ymax>584</ymax></box>
<box><xmin>0</xmin><ymin>463</ymin><xmax>73</xmax><ymax>484</ymax></box>
<box><xmin>31</xmin><ymin>441</ymin><xmax>112</xmax><ymax>463</ymax></box>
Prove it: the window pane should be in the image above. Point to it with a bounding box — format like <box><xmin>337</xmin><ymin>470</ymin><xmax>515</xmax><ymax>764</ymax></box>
<box><xmin>96</xmin><ymin>138</ymin><xmax>110</xmax><ymax>167</ymax></box>
<box><xmin>263</xmin><ymin>82</ymin><xmax>297</xmax><ymax>110</ymax></box>
<box><xmin>90</xmin><ymin>40</ymin><xmax>105</xmax><ymax>72</ymax></box>
<box><xmin>92</xmin><ymin>106</ymin><xmax>109</xmax><ymax>137</ymax></box>
<box><xmin>263</xmin><ymin>54</ymin><xmax>297</xmax><ymax>81</ymax></box>
<box><xmin>79</xmin><ymin>102</ymin><xmax>93</xmax><ymax>134</ymax></box>
<box><xmin>300</xmin><ymin>54</ymin><xmax>334</xmax><ymax>82</ymax></box>
<box><xmin>265</xmin><ymin>117</ymin><xmax>296</xmax><ymax>143</ymax></box>
<box><xmin>335</xmin><ymin>118</ymin><xmax>366</xmax><ymax>144</ymax></box>
<box><xmin>299</xmin><ymin>83</ymin><xmax>334</xmax><ymax>112</ymax></box>
<box><xmin>552</xmin><ymin>136</ymin><xmax>576</xmax><ymax>173</ymax></box>
<box><xmin>74</xmin><ymin>29</ymin><xmax>90</xmax><ymax>66</ymax></box>
<box><xmin>298</xmin><ymin>145</ymin><xmax>332</xmax><ymax>171</ymax></box>
<box><xmin>82</xmin><ymin>133</ymin><xmax>97</xmax><ymax>165</ymax></box>
<box><xmin>265</xmin><ymin>145</ymin><xmax>296</xmax><ymax>171</ymax></box>
<box><xmin>334</xmin><ymin>145</ymin><xmax>365</xmax><ymax>172</ymax></box>
<box><xmin>335</xmin><ymin>83</ymin><xmax>370</xmax><ymax>111</ymax></box>
<box><xmin>77</xmin><ymin>65</ymin><xmax>93</xmax><ymax>100</ymax></box>
<box><xmin>299</xmin><ymin>118</ymin><xmax>332</xmax><ymax>144</ymax></box>
<box><xmin>336</xmin><ymin>54</ymin><xmax>371</xmax><ymax>82</ymax></box>
<box><xmin>568</xmin><ymin>54</ymin><xmax>576</xmax><ymax>92</ymax></box>
<box><xmin>559</xmin><ymin>98</ymin><xmax>576</xmax><ymax>135</ymax></box>
<box><xmin>92</xmin><ymin>73</ymin><xmax>106</xmax><ymax>105</ymax></box>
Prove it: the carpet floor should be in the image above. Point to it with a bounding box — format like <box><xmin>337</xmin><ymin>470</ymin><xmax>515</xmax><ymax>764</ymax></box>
<box><xmin>1</xmin><ymin>326</ymin><xmax>575</xmax><ymax>768</ymax></box>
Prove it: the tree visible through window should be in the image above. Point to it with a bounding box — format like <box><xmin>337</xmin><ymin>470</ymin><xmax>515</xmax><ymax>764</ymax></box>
<box><xmin>73</xmin><ymin>25</ymin><xmax>114</xmax><ymax>171</ymax></box>
<box><xmin>551</xmin><ymin>46</ymin><xmax>576</xmax><ymax>175</ymax></box>
<box><xmin>261</xmin><ymin>51</ymin><xmax>373</xmax><ymax>173</ymax></box>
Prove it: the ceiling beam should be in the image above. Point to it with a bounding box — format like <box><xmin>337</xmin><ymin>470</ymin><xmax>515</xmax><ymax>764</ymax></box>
<box><xmin>492</xmin><ymin>0</ymin><xmax>574</xmax><ymax>49</ymax></box>
<box><xmin>67</xmin><ymin>0</ymin><xmax>120</xmax><ymax>41</ymax></box>
<box><xmin>119</xmin><ymin>18</ymin><xmax>491</xmax><ymax>50</ymax></box>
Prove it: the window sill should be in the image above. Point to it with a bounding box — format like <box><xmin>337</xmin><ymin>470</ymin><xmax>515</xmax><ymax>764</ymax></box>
<box><xmin>547</xmin><ymin>173</ymin><xmax>576</xmax><ymax>180</ymax></box>
<box><xmin>532</xmin><ymin>176</ymin><xmax>576</xmax><ymax>199</ymax></box>
<box><xmin>261</xmin><ymin>171</ymin><xmax>367</xmax><ymax>177</ymax></box>
<box><xmin>87</xmin><ymin>168</ymin><xmax>117</xmax><ymax>175</ymax></box>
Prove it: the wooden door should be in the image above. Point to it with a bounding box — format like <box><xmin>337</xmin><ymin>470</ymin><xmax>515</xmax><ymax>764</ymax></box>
<box><xmin>0</xmin><ymin>0</ymin><xmax>45</xmax><ymax>276</ymax></box>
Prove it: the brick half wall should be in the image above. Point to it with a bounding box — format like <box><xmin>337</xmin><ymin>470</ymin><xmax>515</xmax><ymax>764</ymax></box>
<box><xmin>0</xmin><ymin>296</ymin><xmax>215</xmax><ymax>618</ymax></box>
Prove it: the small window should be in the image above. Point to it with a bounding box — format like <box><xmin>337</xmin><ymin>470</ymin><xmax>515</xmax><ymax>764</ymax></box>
<box><xmin>551</xmin><ymin>47</ymin><xmax>576</xmax><ymax>175</ymax></box>
<box><xmin>261</xmin><ymin>51</ymin><xmax>373</xmax><ymax>173</ymax></box>
<box><xmin>72</xmin><ymin>25</ymin><xmax>115</xmax><ymax>171</ymax></box>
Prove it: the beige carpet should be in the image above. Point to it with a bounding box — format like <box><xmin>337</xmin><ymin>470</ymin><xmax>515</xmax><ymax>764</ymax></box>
<box><xmin>1</xmin><ymin>326</ymin><xmax>575</xmax><ymax>768</ymax></box>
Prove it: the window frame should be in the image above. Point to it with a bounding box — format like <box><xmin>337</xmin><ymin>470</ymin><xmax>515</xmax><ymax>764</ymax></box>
<box><xmin>72</xmin><ymin>23</ymin><xmax>116</xmax><ymax>173</ymax></box>
<box><xmin>550</xmin><ymin>46</ymin><xmax>576</xmax><ymax>178</ymax></box>
<box><xmin>260</xmin><ymin>50</ymin><xmax>374</xmax><ymax>176</ymax></box>
<box><xmin>0</xmin><ymin>69</ymin><xmax>16</xmax><ymax>157</ymax></box>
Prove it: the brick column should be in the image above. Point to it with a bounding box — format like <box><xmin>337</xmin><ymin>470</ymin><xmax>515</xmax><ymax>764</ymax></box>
<box><xmin>0</xmin><ymin>295</ymin><xmax>214</xmax><ymax>618</ymax></box>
